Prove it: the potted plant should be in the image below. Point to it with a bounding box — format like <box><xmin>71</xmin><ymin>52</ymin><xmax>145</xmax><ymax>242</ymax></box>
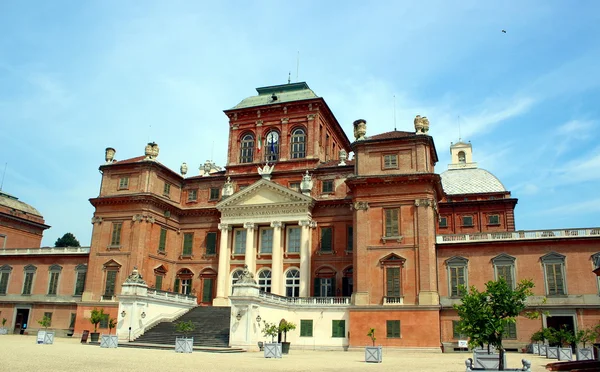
<box><xmin>553</xmin><ymin>326</ymin><xmax>574</xmax><ymax>361</ymax></box>
<box><xmin>89</xmin><ymin>308</ymin><xmax>105</xmax><ymax>343</ymax></box>
<box><xmin>365</xmin><ymin>328</ymin><xmax>382</xmax><ymax>363</ymax></box>
<box><xmin>530</xmin><ymin>330</ymin><xmax>543</xmax><ymax>354</ymax></box>
<box><xmin>0</xmin><ymin>318</ymin><xmax>7</xmax><ymax>335</ymax></box>
<box><xmin>174</xmin><ymin>320</ymin><xmax>194</xmax><ymax>353</ymax></box>
<box><xmin>574</xmin><ymin>327</ymin><xmax>596</xmax><ymax>360</ymax></box>
<box><xmin>262</xmin><ymin>321</ymin><xmax>282</xmax><ymax>358</ymax></box>
<box><xmin>279</xmin><ymin>320</ymin><xmax>296</xmax><ymax>355</ymax></box>
<box><xmin>100</xmin><ymin>318</ymin><xmax>118</xmax><ymax>348</ymax></box>
<box><xmin>37</xmin><ymin>315</ymin><xmax>54</xmax><ymax>344</ymax></box>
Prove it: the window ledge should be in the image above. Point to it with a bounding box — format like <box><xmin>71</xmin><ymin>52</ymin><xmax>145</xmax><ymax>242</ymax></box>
<box><xmin>546</xmin><ymin>294</ymin><xmax>568</xmax><ymax>298</ymax></box>
<box><xmin>157</xmin><ymin>250</ymin><xmax>166</xmax><ymax>255</ymax></box>
<box><xmin>179</xmin><ymin>255</ymin><xmax>194</xmax><ymax>260</ymax></box>
<box><xmin>202</xmin><ymin>253</ymin><xmax>217</xmax><ymax>259</ymax></box>
<box><xmin>344</xmin><ymin>250</ymin><xmax>353</xmax><ymax>255</ymax></box>
<box><xmin>107</xmin><ymin>245</ymin><xmax>121</xmax><ymax>251</ymax></box>
<box><xmin>316</xmin><ymin>250</ymin><xmax>335</xmax><ymax>255</ymax></box>
<box><xmin>487</xmin><ymin>223</ymin><xmax>501</xmax><ymax>226</ymax></box>
<box><xmin>381</xmin><ymin>236</ymin><xmax>403</xmax><ymax>244</ymax></box>
<box><xmin>186</xmin><ymin>200</ymin><xmax>198</xmax><ymax>204</ymax></box>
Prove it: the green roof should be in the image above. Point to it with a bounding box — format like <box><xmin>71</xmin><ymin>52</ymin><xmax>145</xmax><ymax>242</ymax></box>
<box><xmin>231</xmin><ymin>82</ymin><xmax>319</xmax><ymax>109</ymax></box>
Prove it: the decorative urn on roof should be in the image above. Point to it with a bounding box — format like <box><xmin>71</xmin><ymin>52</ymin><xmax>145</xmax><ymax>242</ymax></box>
<box><xmin>300</xmin><ymin>171</ymin><xmax>313</xmax><ymax>196</ymax></box>
<box><xmin>353</xmin><ymin>119</ymin><xmax>367</xmax><ymax>141</ymax></box>
<box><xmin>145</xmin><ymin>142</ymin><xmax>159</xmax><ymax>160</ymax></box>
<box><xmin>180</xmin><ymin>162</ymin><xmax>188</xmax><ymax>177</ymax></box>
<box><xmin>105</xmin><ymin>147</ymin><xmax>116</xmax><ymax>164</ymax></box>
<box><xmin>414</xmin><ymin>115</ymin><xmax>430</xmax><ymax>135</ymax></box>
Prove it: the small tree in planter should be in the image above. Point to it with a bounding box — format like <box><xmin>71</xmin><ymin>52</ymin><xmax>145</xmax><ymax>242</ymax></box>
<box><xmin>174</xmin><ymin>320</ymin><xmax>195</xmax><ymax>353</ymax></box>
<box><xmin>279</xmin><ymin>320</ymin><xmax>296</xmax><ymax>355</ymax></box>
<box><xmin>0</xmin><ymin>318</ymin><xmax>7</xmax><ymax>335</ymax></box>
<box><xmin>574</xmin><ymin>327</ymin><xmax>597</xmax><ymax>360</ymax></box>
<box><xmin>530</xmin><ymin>330</ymin><xmax>544</xmax><ymax>354</ymax></box>
<box><xmin>551</xmin><ymin>326</ymin><xmax>574</xmax><ymax>361</ymax></box>
<box><xmin>262</xmin><ymin>321</ymin><xmax>282</xmax><ymax>358</ymax></box>
<box><xmin>37</xmin><ymin>315</ymin><xmax>54</xmax><ymax>344</ymax></box>
<box><xmin>455</xmin><ymin>278</ymin><xmax>534</xmax><ymax>371</ymax></box>
<box><xmin>100</xmin><ymin>318</ymin><xmax>118</xmax><ymax>348</ymax></box>
<box><xmin>365</xmin><ymin>328</ymin><xmax>382</xmax><ymax>363</ymax></box>
<box><xmin>88</xmin><ymin>308</ymin><xmax>105</xmax><ymax>343</ymax></box>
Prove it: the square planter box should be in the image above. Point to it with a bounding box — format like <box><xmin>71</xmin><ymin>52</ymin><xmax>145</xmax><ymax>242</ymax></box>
<box><xmin>546</xmin><ymin>346</ymin><xmax>559</xmax><ymax>359</ymax></box>
<box><xmin>0</xmin><ymin>328</ymin><xmax>8</xmax><ymax>335</ymax></box>
<box><xmin>264</xmin><ymin>343</ymin><xmax>282</xmax><ymax>358</ymax></box>
<box><xmin>175</xmin><ymin>337</ymin><xmax>193</xmax><ymax>353</ymax></box>
<box><xmin>37</xmin><ymin>330</ymin><xmax>54</xmax><ymax>345</ymax></box>
<box><xmin>365</xmin><ymin>346</ymin><xmax>383</xmax><ymax>363</ymax></box>
<box><xmin>576</xmin><ymin>347</ymin><xmax>594</xmax><ymax>361</ymax></box>
<box><xmin>473</xmin><ymin>352</ymin><xmax>506</xmax><ymax>369</ymax></box>
<box><xmin>100</xmin><ymin>335</ymin><xmax>118</xmax><ymax>348</ymax></box>
<box><xmin>532</xmin><ymin>344</ymin><xmax>540</xmax><ymax>354</ymax></box>
<box><xmin>539</xmin><ymin>345</ymin><xmax>547</xmax><ymax>356</ymax></box>
<box><xmin>466</xmin><ymin>358</ymin><xmax>532</xmax><ymax>372</ymax></box>
<box><xmin>558</xmin><ymin>347</ymin><xmax>572</xmax><ymax>361</ymax></box>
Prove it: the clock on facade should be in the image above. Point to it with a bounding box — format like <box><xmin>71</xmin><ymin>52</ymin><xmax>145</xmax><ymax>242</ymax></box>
<box><xmin>267</xmin><ymin>131</ymin><xmax>279</xmax><ymax>144</ymax></box>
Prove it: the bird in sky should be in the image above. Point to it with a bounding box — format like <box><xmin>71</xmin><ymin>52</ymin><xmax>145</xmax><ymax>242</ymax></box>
<box><xmin>502</xmin><ymin>29</ymin><xmax>507</xmax><ymax>33</ymax></box>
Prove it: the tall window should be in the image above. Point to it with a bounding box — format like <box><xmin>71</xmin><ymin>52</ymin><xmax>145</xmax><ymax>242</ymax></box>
<box><xmin>342</xmin><ymin>266</ymin><xmax>353</xmax><ymax>297</ymax></box>
<box><xmin>209</xmin><ymin>188</ymin><xmax>220</xmax><ymax>201</ymax></box>
<box><xmin>202</xmin><ymin>276</ymin><xmax>214</xmax><ymax>303</ymax></box>
<box><xmin>118</xmin><ymin>177</ymin><xmax>129</xmax><ymax>190</ymax></box>
<box><xmin>240</xmin><ymin>134</ymin><xmax>255</xmax><ymax>163</ymax></box>
<box><xmin>446</xmin><ymin>257</ymin><xmax>468</xmax><ymax>297</ymax></box>
<box><xmin>154</xmin><ymin>265</ymin><xmax>167</xmax><ymax>291</ymax></box>
<box><xmin>258</xmin><ymin>269</ymin><xmax>272</xmax><ymax>293</ymax></box>
<box><xmin>163</xmin><ymin>182</ymin><xmax>171</xmax><ymax>196</ymax></box>
<box><xmin>22</xmin><ymin>265</ymin><xmax>36</xmax><ymax>295</ymax></box>
<box><xmin>188</xmin><ymin>189</ymin><xmax>197</xmax><ymax>201</ymax></box>
<box><xmin>291</xmin><ymin>128</ymin><xmax>306</xmax><ymax>159</ymax></box>
<box><xmin>316</xmin><ymin>278</ymin><xmax>333</xmax><ymax>297</ymax></box>
<box><xmin>287</xmin><ymin>227</ymin><xmax>301</xmax><ymax>253</ymax></box>
<box><xmin>385</xmin><ymin>209</ymin><xmax>400</xmax><ymax>237</ymax></box>
<box><xmin>182</xmin><ymin>233</ymin><xmax>194</xmax><ymax>256</ymax></box>
<box><xmin>320</xmin><ymin>227</ymin><xmax>333</xmax><ymax>253</ymax></box>
<box><xmin>285</xmin><ymin>269</ymin><xmax>300</xmax><ymax>297</ymax></box>
<box><xmin>0</xmin><ymin>265</ymin><xmax>12</xmax><ymax>295</ymax></box>
<box><xmin>386</xmin><ymin>267</ymin><xmax>401</xmax><ymax>297</ymax></box>
<box><xmin>346</xmin><ymin>226</ymin><xmax>353</xmax><ymax>252</ymax></box>
<box><xmin>265</xmin><ymin>131</ymin><xmax>280</xmax><ymax>162</ymax></box>
<box><xmin>541</xmin><ymin>252</ymin><xmax>566</xmax><ymax>296</ymax></box>
<box><xmin>492</xmin><ymin>254</ymin><xmax>516</xmax><ymax>289</ymax></box>
<box><xmin>260</xmin><ymin>228</ymin><xmax>273</xmax><ymax>254</ymax></box>
<box><xmin>453</xmin><ymin>320</ymin><xmax>467</xmax><ymax>339</ymax></box>
<box><xmin>47</xmin><ymin>265</ymin><xmax>62</xmax><ymax>295</ymax></box>
<box><xmin>386</xmin><ymin>320</ymin><xmax>401</xmax><ymax>338</ymax></box>
<box><xmin>593</xmin><ymin>253</ymin><xmax>600</xmax><ymax>294</ymax></box>
<box><xmin>110</xmin><ymin>222</ymin><xmax>122</xmax><ymax>247</ymax></box>
<box><xmin>503</xmin><ymin>323</ymin><xmax>517</xmax><ymax>339</ymax></box>
<box><xmin>332</xmin><ymin>320</ymin><xmax>345</xmax><ymax>338</ymax></box>
<box><xmin>103</xmin><ymin>260</ymin><xmax>120</xmax><ymax>299</ymax></box>
<box><xmin>205</xmin><ymin>232</ymin><xmax>217</xmax><ymax>256</ymax></box>
<box><xmin>175</xmin><ymin>269</ymin><xmax>193</xmax><ymax>295</ymax></box>
<box><xmin>158</xmin><ymin>228</ymin><xmax>167</xmax><ymax>253</ymax></box>
<box><xmin>234</xmin><ymin>229</ymin><xmax>247</xmax><ymax>254</ymax></box>
<box><xmin>155</xmin><ymin>275</ymin><xmax>163</xmax><ymax>290</ymax></box>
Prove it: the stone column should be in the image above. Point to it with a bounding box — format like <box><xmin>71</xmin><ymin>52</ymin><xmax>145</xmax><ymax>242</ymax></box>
<box><xmin>244</xmin><ymin>222</ymin><xmax>256</xmax><ymax>274</ymax></box>
<box><xmin>299</xmin><ymin>220</ymin><xmax>313</xmax><ymax>297</ymax></box>
<box><xmin>270</xmin><ymin>221</ymin><xmax>283</xmax><ymax>295</ymax></box>
<box><xmin>213</xmin><ymin>223</ymin><xmax>231</xmax><ymax>306</ymax></box>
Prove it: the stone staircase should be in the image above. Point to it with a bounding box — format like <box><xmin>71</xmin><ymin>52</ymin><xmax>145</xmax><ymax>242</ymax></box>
<box><xmin>133</xmin><ymin>306</ymin><xmax>232</xmax><ymax>349</ymax></box>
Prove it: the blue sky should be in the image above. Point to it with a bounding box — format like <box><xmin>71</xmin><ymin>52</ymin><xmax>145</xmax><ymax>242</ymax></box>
<box><xmin>1</xmin><ymin>1</ymin><xmax>599</xmax><ymax>246</ymax></box>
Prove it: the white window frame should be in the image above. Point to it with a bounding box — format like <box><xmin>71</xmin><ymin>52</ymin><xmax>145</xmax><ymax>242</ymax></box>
<box><xmin>285</xmin><ymin>268</ymin><xmax>300</xmax><ymax>298</ymax></box>
<box><xmin>258</xmin><ymin>269</ymin><xmax>272</xmax><ymax>293</ymax></box>
<box><xmin>233</xmin><ymin>228</ymin><xmax>247</xmax><ymax>255</ymax></box>
<box><xmin>231</xmin><ymin>269</ymin><xmax>244</xmax><ymax>294</ymax></box>
<box><xmin>286</xmin><ymin>226</ymin><xmax>301</xmax><ymax>254</ymax></box>
<box><xmin>259</xmin><ymin>227</ymin><xmax>273</xmax><ymax>254</ymax></box>
<box><xmin>492</xmin><ymin>254</ymin><xmax>516</xmax><ymax>289</ymax></box>
<box><xmin>541</xmin><ymin>252</ymin><xmax>567</xmax><ymax>296</ymax></box>
<box><xmin>446</xmin><ymin>257</ymin><xmax>468</xmax><ymax>298</ymax></box>
<box><xmin>47</xmin><ymin>264</ymin><xmax>62</xmax><ymax>296</ymax></box>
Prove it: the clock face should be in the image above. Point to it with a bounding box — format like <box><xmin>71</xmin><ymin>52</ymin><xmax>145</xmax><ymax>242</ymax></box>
<box><xmin>267</xmin><ymin>132</ymin><xmax>279</xmax><ymax>143</ymax></box>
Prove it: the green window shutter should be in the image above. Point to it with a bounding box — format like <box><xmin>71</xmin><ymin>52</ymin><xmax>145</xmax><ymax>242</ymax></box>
<box><xmin>320</xmin><ymin>228</ymin><xmax>332</xmax><ymax>252</ymax></box>
<box><xmin>386</xmin><ymin>320</ymin><xmax>400</xmax><ymax>338</ymax></box>
<box><xmin>0</xmin><ymin>273</ymin><xmax>8</xmax><ymax>294</ymax></box>
<box><xmin>183</xmin><ymin>233</ymin><xmax>194</xmax><ymax>256</ymax></box>
<box><xmin>332</xmin><ymin>320</ymin><xmax>345</xmax><ymax>338</ymax></box>
<box><xmin>174</xmin><ymin>278</ymin><xmax>180</xmax><ymax>293</ymax></box>
<box><xmin>111</xmin><ymin>223</ymin><xmax>122</xmax><ymax>246</ymax></box>
<box><xmin>300</xmin><ymin>320</ymin><xmax>313</xmax><ymax>337</ymax></box>
<box><xmin>105</xmin><ymin>271</ymin><xmax>117</xmax><ymax>296</ymax></box>
<box><xmin>330</xmin><ymin>278</ymin><xmax>336</xmax><ymax>297</ymax></box>
<box><xmin>158</xmin><ymin>228</ymin><xmax>167</xmax><ymax>252</ymax></box>
<box><xmin>23</xmin><ymin>272</ymin><xmax>33</xmax><ymax>294</ymax></box>
<box><xmin>503</xmin><ymin>323</ymin><xmax>517</xmax><ymax>339</ymax></box>
<box><xmin>314</xmin><ymin>278</ymin><xmax>320</xmax><ymax>297</ymax></box>
<box><xmin>99</xmin><ymin>314</ymin><xmax>109</xmax><ymax>328</ymax></box>
<box><xmin>386</xmin><ymin>267</ymin><xmax>400</xmax><ymax>297</ymax></box>
<box><xmin>346</xmin><ymin>226</ymin><xmax>353</xmax><ymax>252</ymax></box>
<box><xmin>206</xmin><ymin>232</ymin><xmax>217</xmax><ymax>255</ymax></box>
<box><xmin>155</xmin><ymin>275</ymin><xmax>163</xmax><ymax>290</ymax></box>
<box><xmin>385</xmin><ymin>209</ymin><xmax>399</xmax><ymax>237</ymax></box>
<box><xmin>202</xmin><ymin>278</ymin><xmax>214</xmax><ymax>303</ymax></box>
<box><xmin>75</xmin><ymin>271</ymin><xmax>86</xmax><ymax>295</ymax></box>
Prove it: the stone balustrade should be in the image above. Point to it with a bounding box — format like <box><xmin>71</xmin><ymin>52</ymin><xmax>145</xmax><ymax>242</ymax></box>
<box><xmin>258</xmin><ymin>291</ymin><xmax>350</xmax><ymax>306</ymax></box>
<box><xmin>0</xmin><ymin>246</ymin><xmax>91</xmax><ymax>255</ymax></box>
<box><xmin>436</xmin><ymin>228</ymin><xmax>600</xmax><ymax>244</ymax></box>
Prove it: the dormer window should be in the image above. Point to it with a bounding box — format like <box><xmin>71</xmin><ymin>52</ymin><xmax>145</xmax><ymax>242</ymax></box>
<box><xmin>240</xmin><ymin>133</ymin><xmax>255</xmax><ymax>163</ymax></box>
<box><xmin>458</xmin><ymin>151</ymin><xmax>466</xmax><ymax>164</ymax></box>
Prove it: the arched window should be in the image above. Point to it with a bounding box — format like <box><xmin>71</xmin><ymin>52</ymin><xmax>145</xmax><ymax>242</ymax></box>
<box><xmin>258</xmin><ymin>269</ymin><xmax>272</xmax><ymax>293</ymax></box>
<box><xmin>314</xmin><ymin>266</ymin><xmax>336</xmax><ymax>297</ymax></box>
<box><xmin>285</xmin><ymin>268</ymin><xmax>300</xmax><ymax>297</ymax></box>
<box><xmin>458</xmin><ymin>151</ymin><xmax>466</xmax><ymax>164</ymax></box>
<box><xmin>231</xmin><ymin>269</ymin><xmax>244</xmax><ymax>294</ymax></box>
<box><xmin>290</xmin><ymin>128</ymin><xmax>306</xmax><ymax>159</ymax></box>
<box><xmin>265</xmin><ymin>131</ymin><xmax>280</xmax><ymax>162</ymax></box>
<box><xmin>240</xmin><ymin>134</ymin><xmax>255</xmax><ymax>163</ymax></box>
<box><xmin>175</xmin><ymin>268</ymin><xmax>194</xmax><ymax>295</ymax></box>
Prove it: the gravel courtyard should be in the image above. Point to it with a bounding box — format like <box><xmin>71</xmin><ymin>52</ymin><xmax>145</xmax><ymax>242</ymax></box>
<box><xmin>0</xmin><ymin>335</ymin><xmax>556</xmax><ymax>372</ymax></box>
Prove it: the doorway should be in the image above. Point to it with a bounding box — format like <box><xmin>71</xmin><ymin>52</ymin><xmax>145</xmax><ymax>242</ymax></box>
<box><xmin>14</xmin><ymin>308</ymin><xmax>30</xmax><ymax>334</ymax></box>
<box><xmin>546</xmin><ymin>315</ymin><xmax>575</xmax><ymax>347</ymax></box>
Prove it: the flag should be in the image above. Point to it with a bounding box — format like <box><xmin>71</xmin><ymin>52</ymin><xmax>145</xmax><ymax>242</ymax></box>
<box><xmin>257</xmin><ymin>135</ymin><xmax>262</xmax><ymax>153</ymax></box>
<box><xmin>270</xmin><ymin>136</ymin><xmax>275</xmax><ymax>154</ymax></box>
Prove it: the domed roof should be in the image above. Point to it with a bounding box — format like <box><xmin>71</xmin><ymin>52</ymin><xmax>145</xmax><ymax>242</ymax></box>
<box><xmin>0</xmin><ymin>190</ymin><xmax>43</xmax><ymax>217</ymax></box>
<box><xmin>440</xmin><ymin>168</ymin><xmax>507</xmax><ymax>195</ymax></box>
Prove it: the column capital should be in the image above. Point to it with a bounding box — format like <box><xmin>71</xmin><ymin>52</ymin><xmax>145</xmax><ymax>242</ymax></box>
<box><xmin>309</xmin><ymin>221</ymin><xmax>317</xmax><ymax>229</ymax></box>
<box><xmin>244</xmin><ymin>222</ymin><xmax>256</xmax><ymax>230</ymax></box>
<box><xmin>218</xmin><ymin>223</ymin><xmax>232</xmax><ymax>231</ymax></box>
<box><xmin>298</xmin><ymin>220</ymin><xmax>311</xmax><ymax>228</ymax></box>
<box><xmin>270</xmin><ymin>221</ymin><xmax>283</xmax><ymax>229</ymax></box>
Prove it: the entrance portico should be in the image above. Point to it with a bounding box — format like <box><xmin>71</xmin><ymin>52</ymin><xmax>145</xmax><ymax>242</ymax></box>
<box><xmin>213</xmin><ymin>178</ymin><xmax>315</xmax><ymax>306</ymax></box>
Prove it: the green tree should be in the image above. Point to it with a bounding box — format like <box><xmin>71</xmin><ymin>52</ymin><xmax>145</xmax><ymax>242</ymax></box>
<box><xmin>454</xmin><ymin>278</ymin><xmax>534</xmax><ymax>371</ymax></box>
<box><xmin>54</xmin><ymin>233</ymin><xmax>81</xmax><ymax>247</ymax></box>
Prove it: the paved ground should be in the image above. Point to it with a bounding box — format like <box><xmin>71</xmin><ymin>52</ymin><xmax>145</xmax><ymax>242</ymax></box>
<box><xmin>0</xmin><ymin>335</ymin><xmax>557</xmax><ymax>371</ymax></box>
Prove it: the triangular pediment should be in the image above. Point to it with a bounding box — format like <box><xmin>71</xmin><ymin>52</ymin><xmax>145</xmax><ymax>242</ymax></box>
<box><xmin>217</xmin><ymin>179</ymin><xmax>314</xmax><ymax>210</ymax></box>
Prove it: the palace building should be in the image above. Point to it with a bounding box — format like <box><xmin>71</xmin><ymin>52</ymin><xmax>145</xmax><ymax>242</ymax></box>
<box><xmin>1</xmin><ymin>82</ymin><xmax>599</xmax><ymax>350</ymax></box>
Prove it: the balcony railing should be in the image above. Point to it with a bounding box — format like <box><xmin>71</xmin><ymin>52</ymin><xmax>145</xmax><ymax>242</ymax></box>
<box><xmin>147</xmin><ymin>288</ymin><xmax>197</xmax><ymax>304</ymax></box>
<box><xmin>0</xmin><ymin>246</ymin><xmax>91</xmax><ymax>255</ymax></box>
<box><xmin>437</xmin><ymin>228</ymin><xmax>600</xmax><ymax>244</ymax></box>
<box><xmin>383</xmin><ymin>296</ymin><xmax>404</xmax><ymax>305</ymax></box>
<box><xmin>258</xmin><ymin>291</ymin><xmax>350</xmax><ymax>306</ymax></box>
